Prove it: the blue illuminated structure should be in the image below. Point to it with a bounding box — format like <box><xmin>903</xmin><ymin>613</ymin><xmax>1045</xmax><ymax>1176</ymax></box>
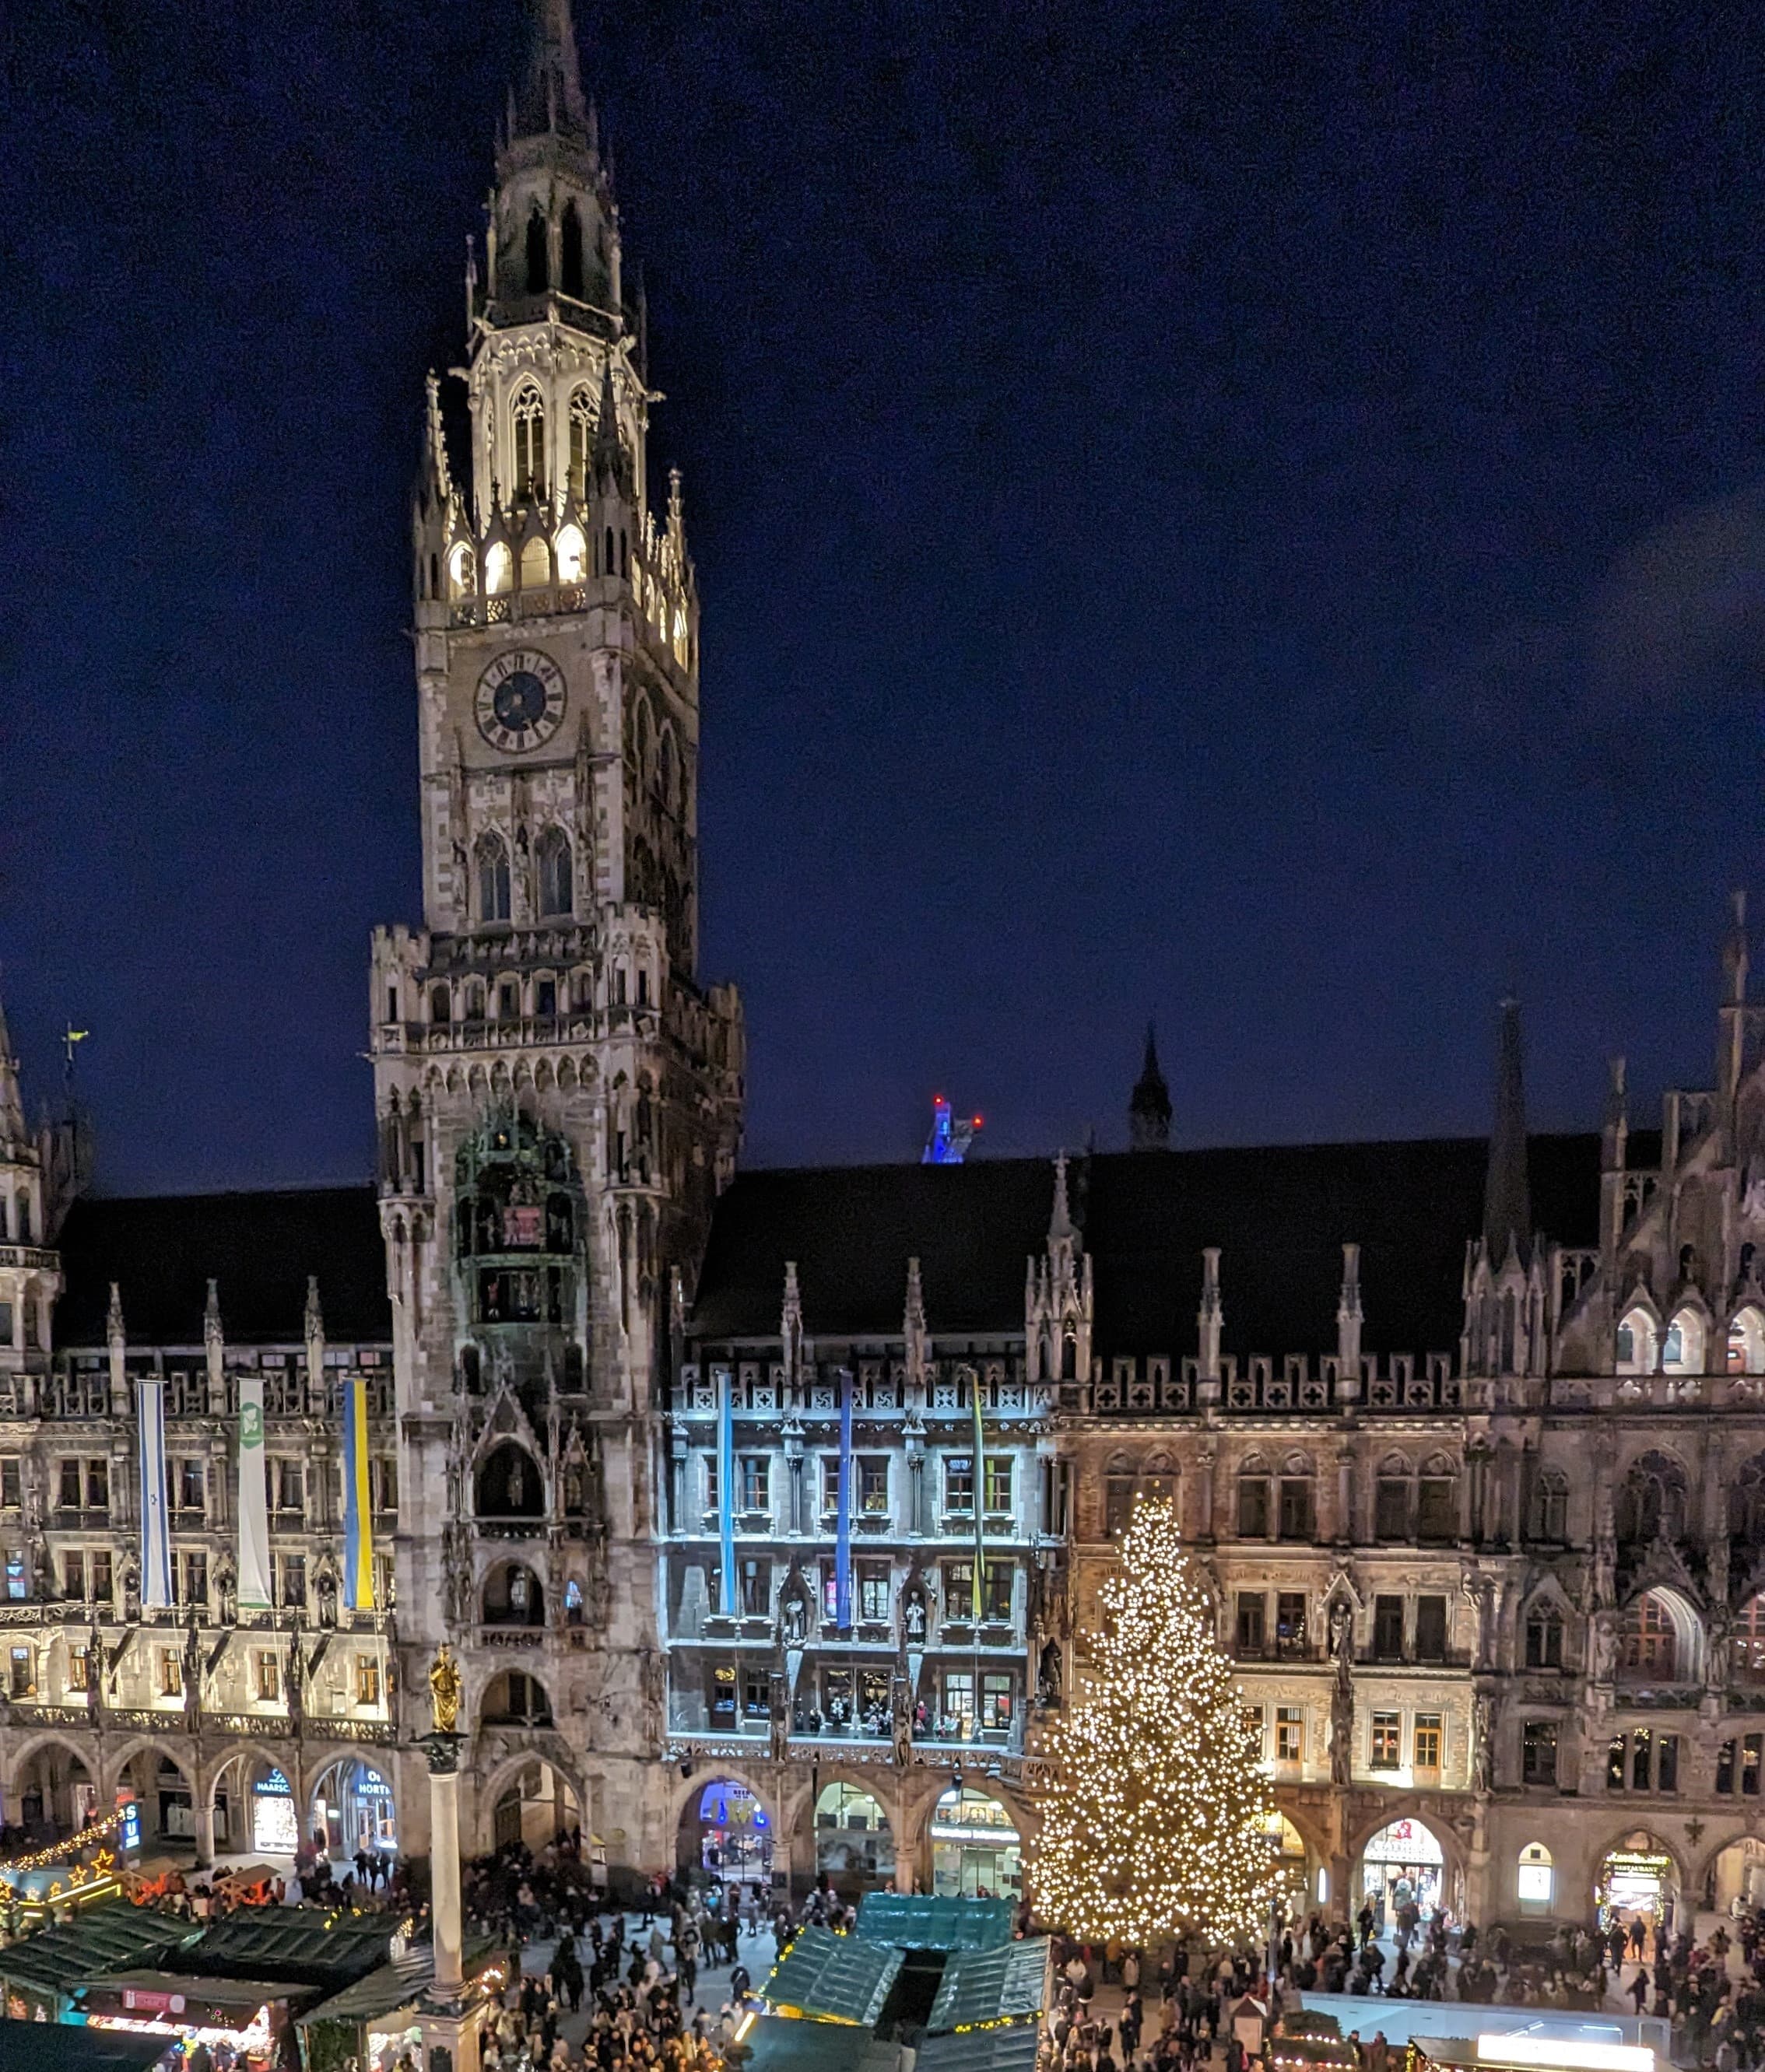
<box><xmin>922</xmin><ymin>1096</ymin><xmax>983</xmax><ymax>1164</ymax></box>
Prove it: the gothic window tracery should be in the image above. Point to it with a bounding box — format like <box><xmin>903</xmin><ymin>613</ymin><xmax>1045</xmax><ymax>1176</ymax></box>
<box><xmin>570</xmin><ymin>387</ymin><xmax>594</xmax><ymax>497</ymax></box>
<box><xmin>536</xmin><ymin>826</ymin><xmax>573</xmax><ymax>917</ymax></box>
<box><xmin>475</xmin><ymin>835</ymin><xmax>512</xmax><ymax>925</ymax></box>
<box><xmin>1616</xmin><ymin>1450</ymin><xmax>1687</xmax><ymax>1544</ymax></box>
<box><xmin>1531</xmin><ymin>1467</ymin><xmax>1569</xmax><ymax>1542</ymax></box>
<box><xmin>513</xmin><ymin>386</ymin><xmax>547</xmax><ymax>499</ymax></box>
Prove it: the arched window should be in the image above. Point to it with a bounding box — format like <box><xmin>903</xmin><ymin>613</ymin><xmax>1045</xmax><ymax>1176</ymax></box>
<box><xmin>1237</xmin><ymin>1460</ymin><xmax>1272</xmax><ymax>1538</ymax></box>
<box><xmin>1737</xmin><ymin>1596</ymin><xmax>1765</xmax><ymax>1682</ymax></box>
<box><xmin>1277</xmin><ymin>1456</ymin><xmax>1315</xmax><ymax>1540</ymax></box>
<box><xmin>535</xmin><ymin>827</ymin><xmax>573</xmax><ymax>918</ymax></box>
<box><xmin>525</xmin><ymin>205</ymin><xmax>549</xmax><ymax>294</ymax></box>
<box><xmin>555</xmin><ymin>524</ymin><xmax>586</xmax><ymax>584</ymax></box>
<box><xmin>569</xmin><ymin>388</ymin><xmax>595</xmax><ymax>499</ymax></box>
<box><xmin>14</xmin><ymin>1195</ymin><xmax>30</xmax><ymax>1246</ymax></box>
<box><xmin>633</xmin><ymin>701</ymin><xmax>652</xmax><ymax>785</ymax></box>
<box><xmin>1517</xmin><ymin>1842</ymin><xmax>1553</xmax><ymax>1913</ymax></box>
<box><xmin>619</xmin><ymin>528</ymin><xmax>628</xmax><ymax>577</ymax></box>
<box><xmin>604</xmin><ymin>525</ymin><xmax>616</xmax><ymax>579</ymax></box>
<box><xmin>1619</xmin><ymin>1592</ymin><xmax>1679</xmax><ymax>1681</ymax></box>
<box><xmin>1374</xmin><ymin>1456</ymin><xmax>1412</xmax><ymax>1541</ymax></box>
<box><xmin>427</xmin><ymin>551</ymin><xmax>439</xmax><ymax>599</ymax></box>
<box><xmin>482</xmin><ymin>1562</ymin><xmax>545</xmax><ymax>1627</ymax></box>
<box><xmin>1416</xmin><ymin>1455</ymin><xmax>1457</xmax><ymax>1544</ymax></box>
<box><xmin>1103</xmin><ymin>1453</ymin><xmax>1136</xmax><ymax>1538</ymax></box>
<box><xmin>1532</xmin><ymin>1467</ymin><xmax>1569</xmax><ymax>1543</ymax></box>
<box><xmin>513</xmin><ymin>387</ymin><xmax>546</xmax><ymax>498</ymax></box>
<box><xmin>1665</xmin><ymin>1307</ymin><xmax>1706</xmax><ymax>1374</ymax></box>
<box><xmin>475</xmin><ymin>836</ymin><xmax>511</xmax><ymax>925</ymax></box>
<box><xmin>485</xmin><ymin>542</ymin><xmax>513</xmax><ymax>595</ymax></box>
<box><xmin>658</xmin><ymin>729</ymin><xmax>677</xmax><ymax>815</ymax></box>
<box><xmin>475</xmin><ymin>1443</ymin><xmax>546</xmax><ymax>1521</ymax></box>
<box><xmin>1525</xmin><ymin>1600</ymin><xmax>1563</xmax><ymax>1668</ymax></box>
<box><xmin>447</xmin><ymin>542</ymin><xmax>475</xmax><ymax>599</ymax></box>
<box><xmin>1734</xmin><ymin>1458</ymin><xmax>1765</xmax><ymax>1547</ymax></box>
<box><xmin>430</xmin><ymin>985</ymin><xmax>451</xmax><ymax>1025</ymax></box>
<box><xmin>560</xmin><ymin>200</ymin><xmax>584</xmax><ymax>300</ymax></box>
<box><xmin>1617</xmin><ymin>1306</ymin><xmax>1656</xmax><ymax>1375</ymax></box>
<box><xmin>1616</xmin><ymin>1451</ymin><xmax>1687</xmax><ymax>1544</ymax></box>
<box><xmin>519</xmin><ymin>535</ymin><xmax>549</xmax><ymax>588</ymax></box>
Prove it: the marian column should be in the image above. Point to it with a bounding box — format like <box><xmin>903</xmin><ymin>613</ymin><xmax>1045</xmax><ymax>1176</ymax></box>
<box><xmin>417</xmin><ymin>1643</ymin><xmax>484</xmax><ymax>2072</ymax></box>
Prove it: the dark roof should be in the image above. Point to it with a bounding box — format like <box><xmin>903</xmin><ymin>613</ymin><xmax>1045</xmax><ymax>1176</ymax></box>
<box><xmin>855</xmin><ymin>1895</ymin><xmax>1018</xmax><ymax>1954</ymax></box>
<box><xmin>762</xmin><ymin>1925</ymin><xmax>904</xmax><ymax>2027</ymax></box>
<box><xmin>693</xmin><ymin>1134</ymin><xmax>1628</xmax><ymax>1360</ymax></box>
<box><xmin>54</xmin><ymin>1187</ymin><xmax>391</xmax><ymax>1348</ymax></box>
<box><xmin>0</xmin><ymin>2029</ymin><xmax>170</xmax><ymax>2072</ymax></box>
<box><xmin>925</xmin><ymin>1937</ymin><xmax>1050</xmax><ymax>2030</ymax></box>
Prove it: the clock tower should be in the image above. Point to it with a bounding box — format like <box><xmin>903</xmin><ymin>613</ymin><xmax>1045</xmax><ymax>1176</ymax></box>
<box><xmin>370</xmin><ymin>0</ymin><xmax>744</xmax><ymax>1860</ymax></box>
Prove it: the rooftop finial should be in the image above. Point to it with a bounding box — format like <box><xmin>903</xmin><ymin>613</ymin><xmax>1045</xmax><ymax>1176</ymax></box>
<box><xmin>1128</xmin><ymin>1021</ymin><xmax>1172</xmax><ymax>1151</ymax></box>
<box><xmin>1049</xmin><ymin>1152</ymin><xmax>1073</xmax><ymax>1241</ymax></box>
<box><xmin>1483</xmin><ymin>997</ymin><xmax>1532</xmax><ymax>1266</ymax></box>
<box><xmin>511</xmin><ymin>0</ymin><xmax>589</xmax><ymax>142</ymax></box>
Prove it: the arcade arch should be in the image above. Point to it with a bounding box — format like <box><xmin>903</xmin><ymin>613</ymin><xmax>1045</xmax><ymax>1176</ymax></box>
<box><xmin>1358</xmin><ymin>1813</ymin><xmax>1445</xmax><ymax>1927</ymax></box>
<box><xmin>677</xmin><ymin>1776</ymin><xmax>773</xmax><ymax>1886</ymax></box>
<box><xmin>488</xmin><ymin>1755</ymin><xmax>581</xmax><ymax>1853</ymax></box>
<box><xmin>1597</xmin><ymin>1828</ymin><xmax>1681</xmax><ymax>1934</ymax></box>
<box><xmin>308</xmin><ymin>1752</ymin><xmax>398</xmax><ymax>1860</ymax></box>
<box><xmin>11</xmin><ymin>1737</ymin><xmax>97</xmax><ymax>1842</ymax></box>
<box><xmin>812</xmin><ymin>1779</ymin><xmax>894</xmax><ymax>1891</ymax></box>
<box><xmin>928</xmin><ymin>1782</ymin><xmax>1022</xmax><ymax>1900</ymax></box>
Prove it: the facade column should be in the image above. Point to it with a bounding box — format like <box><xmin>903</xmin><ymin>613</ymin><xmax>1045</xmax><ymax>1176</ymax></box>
<box><xmin>430</xmin><ymin>1738</ymin><xmax>464</xmax><ymax>1996</ymax></box>
<box><xmin>195</xmin><ymin>1786</ymin><xmax>216</xmax><ymax>1870</ymax></box>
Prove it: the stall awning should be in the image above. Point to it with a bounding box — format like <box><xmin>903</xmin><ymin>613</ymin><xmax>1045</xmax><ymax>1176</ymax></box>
<box><xmin>80</xmin><ymin>1968</ymin><xmax>322</xmax><ymax>2018</ymax></box>
<box><xmin>762</xmin><ymin>1927</ymin><xmax>904</xmax><ymax>2027</ymax></box>
<box><xmin>742</xmin><ymin>2014</ymin><xmax>901</xmax><ymax>2072</ymax></box>
<box><xmin>300</xmin><ymin>1937</ymin><xmax>503</xmax><ymax>2027</ymax></box>
<box><xmin>0</xmin><ymin>1899</ymin><xmax>193</xmax><ymax>1996</ymax></box>
<box><xmin>185</xmin><ymin>1909</ymin><xmax>395</xmax><ymax>1987</ymax></box>
<box><xmin>0</xmin><ymin>2027</ymin><xmax>170</xmax><ymax>2072</ymax></box>
<box><xmin>926</xmin><ymin>1937</ymin><xmax>1049</xmax><ymax>2033</ymax></box>
<box><xmin>918</xmin><ymin>2027</ymin><xmax>1041</xmax><ymax>2072</ymax></box>
<box><xmin>854</xmin><ymin>1895</ymin><xmax>1014</xmax><ymax>1952</ymax></box>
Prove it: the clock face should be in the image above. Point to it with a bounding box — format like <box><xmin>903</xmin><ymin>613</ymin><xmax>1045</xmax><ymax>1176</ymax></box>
<box><xmin>475</xmin><ymin>649</ymin><xmax>567</xmax><ymax>752</ymax></box>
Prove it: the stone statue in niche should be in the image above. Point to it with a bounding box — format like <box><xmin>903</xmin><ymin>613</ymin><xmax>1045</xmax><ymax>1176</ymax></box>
<box><xmin>904</xmin><ymin>1587</ymin><xmax>928</xmax><ymax>1645</ymax></box>
<box><xmin>214</xmin><ymin>1551</ymin><xmax>237</xmax><ymax>1626</ymax></box>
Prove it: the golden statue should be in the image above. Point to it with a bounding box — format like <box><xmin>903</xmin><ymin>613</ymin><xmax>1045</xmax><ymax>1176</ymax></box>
<box><xmin>428</xmin><ymin>1641</ymin><xmax>461</xmax><ymax>1734</ymax></box>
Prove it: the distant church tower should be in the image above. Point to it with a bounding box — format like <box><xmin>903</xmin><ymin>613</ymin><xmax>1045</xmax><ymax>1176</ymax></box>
<box><xmin>1128</xmin><ymin>1024</ymin><xmax>1172</xmax><ymax>1150</ymax></box>
<box><xmin>370</xmin><ymin>0</ymin><xmax>744</xmax><ymax>1856</ymax></box>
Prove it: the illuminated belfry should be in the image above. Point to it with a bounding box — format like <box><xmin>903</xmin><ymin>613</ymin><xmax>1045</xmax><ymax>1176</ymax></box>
<box><xmin>373</xmin><ymin>0</ymin><xmax>743</xmax><ymax>1855</ymax></box>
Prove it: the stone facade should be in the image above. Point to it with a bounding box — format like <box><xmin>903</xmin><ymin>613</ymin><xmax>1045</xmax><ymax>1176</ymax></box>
<box><xmin>4</xmin><ymin>0</ymin><xmax>1765</xmax><ymax>1931</ymax></box>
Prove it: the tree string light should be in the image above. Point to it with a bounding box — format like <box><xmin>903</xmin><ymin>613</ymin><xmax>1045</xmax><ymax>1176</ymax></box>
<box><xmin>1029</xmin><ymin>1497</ymin><xmax>1277</xmax><ymax>1947</ymax></box>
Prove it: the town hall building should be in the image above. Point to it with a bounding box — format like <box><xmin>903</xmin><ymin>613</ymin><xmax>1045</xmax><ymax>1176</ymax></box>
<box><xmin>2</xmin><ymin>0</ymin><xmax>1764</xmax><ymax>1940</ymax></box>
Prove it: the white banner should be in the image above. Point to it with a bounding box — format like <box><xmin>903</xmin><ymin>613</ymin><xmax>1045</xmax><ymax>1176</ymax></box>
<box><xmin>136</xmin><ymin>1379</ymin><xmax>172</xmax><ymax>1610</ymax></box>
<box><xmin>236</xmin><ymin>1376</ymin><xmax>273</xmax><ymax>1611</ymax></box>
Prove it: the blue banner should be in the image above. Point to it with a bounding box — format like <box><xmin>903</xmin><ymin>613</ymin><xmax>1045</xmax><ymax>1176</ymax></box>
<box><xmin>835</xmin><ymin>1366</ymin><xmax>853</xmax><ymax>1631</ymax></box>
<box><xmin>341</xmin><ymin>1376</ymin><xmax>374</xmax><ymax>1610</ymax></box>
<box><xmin>136</xmin><ymin>1379</ymin><xmax>172</xmax><ymax>1610</ymax></box>
<box><xmin>718</xmin><ymin>1366</ymin><xmax>737</xmax><ymax>1616</ymax></box>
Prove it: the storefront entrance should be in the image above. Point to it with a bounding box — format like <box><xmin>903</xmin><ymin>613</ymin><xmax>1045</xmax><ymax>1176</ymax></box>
<box><xmin>310</xmin><ymin>1758</ymin><xmax>397</xmax><ymax>1860</ymax></box>
<box><xmin>929</xmin><ymin>1786</ymin><xmax>1020</xmax><ymax>1899</ymax></box>
<box><xmin>1360</xmin><ymin>1816</ymin><xmax>1444</xmax><ymax>1928</ymax></box>
<box><xmin>682</xmin><ymin>1779</ymin><xmax>772</xmax><ymax>1886</ymax></box>
<box><xmin>814</xmin><ymin>1781</ymin><xmax>894</xmax><ymax>1890</ymax></box>
<box><xmin>1598</xmin><ymin>1834</ymin><xmax>1678</xmax><ymax>1936</ymax></box>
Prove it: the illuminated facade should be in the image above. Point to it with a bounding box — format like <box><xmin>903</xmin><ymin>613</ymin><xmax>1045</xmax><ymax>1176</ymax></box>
<box><xmin>3</xmin><ymin>0</ymin><xmax>1765</xmax><ymax>1930</ymax></box>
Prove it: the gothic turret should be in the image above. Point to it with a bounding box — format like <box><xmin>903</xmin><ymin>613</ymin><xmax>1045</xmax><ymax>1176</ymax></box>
<box><xmin>1128</xmin><ymin>1023</ymin><xmax>1172</xmax><ymax>1151</ymax></box>
<box><xmin>1462</xmin><ymin>997</ymin><xmax>1546</xmax><ymax>1379</ymax></box>
<box><xmin>1483</xmin><ymin>996</ymin><xmax>1532</xmax><ymax>1268</ymax></box>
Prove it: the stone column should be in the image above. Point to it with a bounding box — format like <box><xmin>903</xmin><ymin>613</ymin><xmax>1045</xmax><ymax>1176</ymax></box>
<box><xmin>195</xmin><ymin>1788</ymin><xmax>216</xmax><ymax>1870</ymax></box>
<box><xmin>428</xmin><ymin>1732</ymin><xmax>465</xmax><ymax>1998</ymax></box>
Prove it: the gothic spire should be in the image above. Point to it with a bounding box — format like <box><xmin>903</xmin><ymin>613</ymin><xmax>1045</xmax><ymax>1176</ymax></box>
<box><xmin>1483</xmin><ymin>996</ymin><xmax>1532</xmax><ymax>1265</ymax></box>
<box><xmin>1128</xmin><ymin>1022</ymin><xmax>1172</xmax><ymax>1151</ymax></box>
<box><xmin>592</xmin><ymin>355</ymin><xmax>626</xmax><ymax>489</ymax></box>
<box><xmin>0</xmin><ymin>976</ymin><xmax>23</xmax><ymax>1150</ymax></box>
<box><xmin>513</xmin><ymin>0</ymin><xmax>590</xmax><ymax>143</ymax></box>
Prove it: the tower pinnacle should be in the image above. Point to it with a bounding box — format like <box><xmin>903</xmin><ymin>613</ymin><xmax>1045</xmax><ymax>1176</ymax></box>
<box><xmin>1128</xmin><ymin>1023</ymin><xmax>1172</xmax><ymax>1151</ymax></box>
<box><xmin>1483</xmin><ymin>997</ymin><xmax>1532</xmax><ymax>1265</ymax></box>
<box><xmin>513</xmin><ymin>0</ymin><xmax>590</xmax><ymax>142</ymax></box>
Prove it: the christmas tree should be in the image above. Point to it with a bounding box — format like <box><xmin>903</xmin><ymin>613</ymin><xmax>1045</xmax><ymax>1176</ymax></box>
<box><xmin>1031</xmin><ymin>1495</ymin><xmax>1275</xmax><ymax>1945</ymax></box>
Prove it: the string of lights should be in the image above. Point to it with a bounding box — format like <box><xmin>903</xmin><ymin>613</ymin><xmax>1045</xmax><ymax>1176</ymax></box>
<box><xmin>1029</xmin><ymin>1496</ymin><xmax>1277</xmax><ymax>1947</ymax></box>
<box><xmin>0</xmin><ymin>1804</ymin><xmax>127</xmax><ymax>1874</ymax></box>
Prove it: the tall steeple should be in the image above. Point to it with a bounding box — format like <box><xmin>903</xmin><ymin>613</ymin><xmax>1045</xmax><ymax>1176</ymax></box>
<box><xmin>0</xmin><ymin>981</ymin><xmax>25</xmax><ymax>1154</ymax></box>
<box><xmin>513</xmin><ymin>0</ymin><xmax>591</xmax><ymax>142</ymax></box>
<box><xmin>1483</xmin><ymin>997</ymin><xmax>1532</xmax><ymax>1264</ymax></box>
<box><xmin>1128</xmin><ymin>1023</ymin><xmax>1172</xmax><ymax>1151</ymax></box>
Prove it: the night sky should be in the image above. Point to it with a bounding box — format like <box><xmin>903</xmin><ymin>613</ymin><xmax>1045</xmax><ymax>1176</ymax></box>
<box><xmin>4</xmin><ymin>0</ymin><xmax>1764</xmax><ymax>1195</ymax></box>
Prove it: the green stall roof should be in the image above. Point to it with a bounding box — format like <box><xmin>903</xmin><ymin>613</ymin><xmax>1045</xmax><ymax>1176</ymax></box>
<box><xmin>918</xmin><ymin>2027</ymin><xmax>1041</xmax><ymax>2072</ymax></box>
<box><xmin>742</xmin><ymin>2016</ymin><xmax>900</xmax><ymax>2072</ymax></box>
<box><xmin>926</xmin><ymin>1937</ymin><xmax>1050</xmax><ymax>2034</ymax></box>
<box><xmin>177</xmin><ymin>1912</ymin><xmax>396</xmax><ymax>1988</ymax></box>
<box><xmin>854</xmin><ymin>1896</ymin><xmax>1015</xmax><ymax>1952</ymax></box>
<box><xmin>301</xmin><ymin>1935</ymin><xmax>502</xmax><ymax>2028</ymax></box>
<box><xmin>0</xmin><ymin>2027</ymin><xmax>170</xmax><ymax>2072</ymax></box>
<box><xmin>762</xmin><ymin>1927</ymin><xmax>905</xmax><ymax>2027</ymax></box>
<box><xmin>0</xmin><ymin>1901</ymin><xmax>194</xmax><ymax>1997</ymax></box>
